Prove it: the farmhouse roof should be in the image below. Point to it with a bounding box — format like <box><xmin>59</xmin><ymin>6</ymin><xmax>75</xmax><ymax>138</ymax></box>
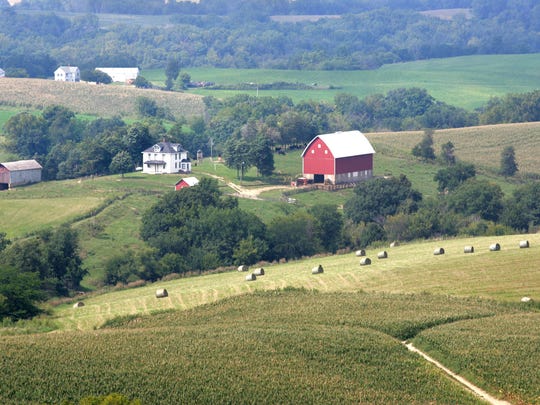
<box><xmin>55</xmin><ymin>66</ymin><xmax>79</xmax><ymax>74</ymax></box>
<box><xmin>0</xmin><ymin>159</ymin><xmax>42</xmax><ymax>171</ymax></box>
<box><xmin>143</xmin><ymin>142</ymin><xmax>186</xmax><ymax>154</ymax></box>
<box><xmin>301</xmin><ymin>130</ymin><xmax>375</xmax><ymax>159</ymax></box>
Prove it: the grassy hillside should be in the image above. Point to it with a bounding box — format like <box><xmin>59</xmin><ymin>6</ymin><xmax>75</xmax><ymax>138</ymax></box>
<box><xmin>1</xmin><ymin>120</ymin><xmax>538</xmax><ymax>286</ymax></box>
<box><xmin>368</xmin><ymin>121</ymin><xmax>540</xmax><ymax>187</ymax></box>
<box><xmin>2</xmin><ymin>245</ymin><xmax>539</xmax><ymax>404</ymax></box>
<box><xmin>52</xmin><ymin>232</ymin><xmax>540</xmax><ymax>331</ymax></box>
<box><xmin>0</xmin><ymin>78</ymin><xmax>205</xmax><ymax>118</ymax></box>
<box><xmin>144</xmin><ymin>53</ymin><xmax>540</xmax><ymax>109</ymax></box>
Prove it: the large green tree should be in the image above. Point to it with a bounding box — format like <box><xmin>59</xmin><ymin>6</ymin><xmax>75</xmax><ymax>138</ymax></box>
<box><xmin>3</xmin><ymin>112</ymin><xmax>48</xmax><ymax>158</ymax></box>
<box><xmin>434</xmin><ymin>162</ymin><xmax>476</xmax><ymax>192</ymax></box>
<box><xmin>344</xmin><ymin>175</ymin><xmax>422</xmax><ymax>224</ymax></box>
<box><xmin>447</xmin><ymin>179</ymin><xmax>504</xmax><ymax>222</ymax></box>
<box><xmin>0</xmin><ymin>266</ymin><xmax>43</xmax><ymax>320</ymax></box>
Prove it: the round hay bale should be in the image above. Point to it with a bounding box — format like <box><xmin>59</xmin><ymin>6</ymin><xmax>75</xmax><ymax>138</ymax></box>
<box><xmin>245</xmin><ymin>273</ymin><xmax>257</xmax><ymax>281</ymax></box>
<box><xmin>377</xmin><ymin>251</ymin><xmax>388</xmax><ymax>259</ymax></box>
<box><xmin>390</xmin><ymin>241</ymin><xmax>399</xmax><ymax>248</ymax></box>
<box><xmin>433</xmin><ymin>247</ymin><xmax>445</xmax><ymax>255</ymax></box>
<box><xmin>355</xmin><ymin>249</ymin><xmax>366</xmax><ymax>257</ymax></box>
<box><xmin>464</xmin><ymin>246</ymin><xmax>474</xmax><ymax>254</ymax></box>
<box><xmin>253</xmin><ymin>267</ymin><xmax>265</xmax><ymax>276</ymax></box>
<box><xmin>237</xmin><ymin>265</ymin><xmax>249</xmax><ymax>272</ymax></box>
<box><xmin>155</xmin><ymin>288</ymin><xmax>168</xmax><ymax>298</ymax></box>
<box><xmin>359</xmin><ymin>257</ymin><xmax>371</xmax><ymax>266</ymax></box>
<box><xmin>489</xmin><ymin>243</ymin><xmax>501</xmax><ymax>251</ymax></box>
<box><xmin>520</xmin><ymin>296</ymin><xmax>532</xmax><ymax>303</ymax></box>
<box><xmin>519</xmin><ymin>240</ymin><xmax>530</xmax><ymax>248</ymax></box>
<box><xmin>73</xmin><ymin>301</ymin><xmax>85</xmax><ymax>308</ymax></box>
<box><xmin>311</xmin><ymin>264</ymin><xmax>324</xmax><ymax>274</ymax></box>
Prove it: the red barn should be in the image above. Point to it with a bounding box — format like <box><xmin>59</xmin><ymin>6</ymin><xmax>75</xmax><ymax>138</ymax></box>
<box><xmin>301</xmin><ymin>131</ymin><xmax>375</xmax><ymax>184</ymax></box>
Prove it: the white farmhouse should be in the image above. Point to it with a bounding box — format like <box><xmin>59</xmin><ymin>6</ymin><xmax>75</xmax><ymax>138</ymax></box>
<box><xmin>142</xmin><ymin>142</ymin><xmax>191</xmax><ymax>174</ymax></box>
<box><xmin>95</xmin><ymin>67</ymin><xmax>139</xmax><ymax>83</ymax></box>
<box><xmin>0</xmin><ymin>68</ymin><xmax>5</xmax><ymax>78</ymax></box>
<box><xmin>54</xmin><ymin>66</ymin><xmax>80</xmax><ymax>82</ymax></box>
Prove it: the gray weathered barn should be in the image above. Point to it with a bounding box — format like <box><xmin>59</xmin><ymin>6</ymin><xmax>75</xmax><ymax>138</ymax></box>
<box><xmin>0</xmin><ymin>160</ymin><xmax>42</xmax><ymax>189</ymax></box>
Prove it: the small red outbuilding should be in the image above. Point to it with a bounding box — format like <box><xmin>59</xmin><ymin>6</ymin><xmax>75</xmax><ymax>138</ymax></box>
<box><xmin>175</xmin><ymin>176</ymin><xmax>199</xmax><ymax>190</ymax></box>
<box><xmin>301</xmin><ymin>130</ymin><xmax>375</xmax><ymax>185</ymax></box>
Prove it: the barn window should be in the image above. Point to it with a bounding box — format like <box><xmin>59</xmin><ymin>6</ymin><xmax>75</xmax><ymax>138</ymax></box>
<box><xmin>353</xmin><ymin>171</ymin><xmax>358</xmax><ymax>177</ymax></box>
<box><xmin>324</xmin><ymin>150</ymin><xmax>328</xmax><ymax>154</ymax></box>
<box><xmin>318</xmin><ymin>144</ymin><xmax>321</xmax><ymax>148</ymax></box>
<box><xmin>311</xmin><ymin>150</ymin><xmax>315</xmax><ymax>154</ymax></box>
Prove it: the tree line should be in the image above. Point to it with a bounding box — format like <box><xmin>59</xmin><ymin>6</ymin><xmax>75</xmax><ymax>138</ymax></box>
<box><xmin>0</xmin><ymin>226</ymin><xmax>85</xmax><ymax>320</ymax></box>
<box><xmin>1</xmin><ymin>2</ymin><xmax>539</xmax><ymax>74</ymax></box>
<box><xmin>3</xmin><ymin>88</ymin><xmax>540</xmax><ymax>182</ymax></box>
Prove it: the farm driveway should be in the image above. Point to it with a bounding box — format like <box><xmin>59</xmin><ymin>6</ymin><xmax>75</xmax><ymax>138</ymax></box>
<box><xmin>202</xmin><ymin>172</ymin><xmax>291</xmax><ymax>200</ymax></box>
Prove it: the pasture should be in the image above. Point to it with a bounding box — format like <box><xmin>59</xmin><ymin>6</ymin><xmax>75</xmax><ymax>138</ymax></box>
<box><xmin>144</xmin><ymin>53</ymin><xmax>540</xmax><ymax>109</ymax></box>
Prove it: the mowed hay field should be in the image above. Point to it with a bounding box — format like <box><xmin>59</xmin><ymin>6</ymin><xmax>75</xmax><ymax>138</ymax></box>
<box><xmin>52</xmin><ymin>233</ymin><xmax>540</xmax><ymax>331</ymax></box>
<box><xmin>0</xmin><ymin>78</ymin><xmax>205</xmax><ymax>118</ymax></box>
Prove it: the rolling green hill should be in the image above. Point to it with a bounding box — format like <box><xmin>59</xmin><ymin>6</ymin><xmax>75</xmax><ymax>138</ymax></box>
<box><xmin>145</xmin><ymin>53</ymin><xmax>540</xmax><ymax>109</ymax></box>
<box><xmin>1</xmin><ymin>234</ymin><xmax>538</xmax><ymax>404</ymax></box>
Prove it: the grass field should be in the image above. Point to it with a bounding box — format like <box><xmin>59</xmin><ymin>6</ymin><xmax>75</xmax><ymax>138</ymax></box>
<box><xmin>369</xmin><ymin>122</ymin><xmax>540</xmax><ymax>178</ymax></box>
<box><xmin>143</xmin><ymin>53</ymin><xmax>540</xmax><ymax>109</ymax></box>
<box><xmin>51</xmin><ymin>232</ymin><xmax>540</xmax><ymax>331</ymax></box>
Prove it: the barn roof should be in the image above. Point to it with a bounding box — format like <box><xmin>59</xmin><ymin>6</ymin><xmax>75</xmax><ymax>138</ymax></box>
<box><xmin>0</xmin><ymin>159</ymin><xmax>42</xmax><ymax>171</ymax></box>
<box><xmin>302</xmin><ymin>130</ymin><xmax>375</xmax><ymax>159</ymax></box>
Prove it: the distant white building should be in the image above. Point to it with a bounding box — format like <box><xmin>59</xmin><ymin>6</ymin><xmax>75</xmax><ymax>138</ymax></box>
<box><xmin>54</xmin><ymin>66</ymin><xmax>80</xmax><ymax>82</ymax></box>
<box><xmin>142</xmin><ymin>142</ymin><xmax>191</xmax><ymax>175</ymax></box>
<box><xmin>95</xmin><ymin>67</ymin><xmax>139</xmax><ymax>83</ymax></box>
<box><xmin>0</xmin><ymin>68</ymin><xmax>5</xmax><ymax>78</ymax></box>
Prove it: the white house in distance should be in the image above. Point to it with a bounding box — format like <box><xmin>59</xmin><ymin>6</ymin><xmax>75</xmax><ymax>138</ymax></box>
<box><xmin>142</xmin><ymin>141</ymin><xmax>191</xmax><ymax>174</ymax></box>
<box><xmin>54</xmin><ymin>66</ymin><xmax>80</xmax><ymax>82</ymax></box>
<box><xmin>95</xmin><ymin>67</ymin><xmax>139</xmax><ymax>83</ymax></box>
<box><xmin>0</xmin><ymin>159</ymin><xmax>42</xmax><ymax>189</ymax></box>
<box><xmin>0</xmin><ymin>68</ymin><xmax>5</xmax><ymax>78</ymax></box>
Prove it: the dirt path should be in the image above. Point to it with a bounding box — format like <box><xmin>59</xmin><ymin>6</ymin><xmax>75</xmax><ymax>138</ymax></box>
<box><xmin>201</xmin><ymin>172</ymin><xmax>292</xmax><ymax>199</ymax></box>
<box><xmin>404</xmin><ymin>342</ymin><xmax>512</xmax><ymax>405</ymax></box>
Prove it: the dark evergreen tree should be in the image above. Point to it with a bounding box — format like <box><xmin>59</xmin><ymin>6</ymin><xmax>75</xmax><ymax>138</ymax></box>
<box><xmin>439</xmin><ymin>141</ymin><xmax>456</xmax><ymax>165</ymax></box>
<box><xmin>500</xmin><ymin>146</ymin><xmax>518</xmax><ymax>176</ymax></box>
<box><xmin>411</xmin><ymin>129</ymin><xmax>436</xmax><ymax>161</ymax></box>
